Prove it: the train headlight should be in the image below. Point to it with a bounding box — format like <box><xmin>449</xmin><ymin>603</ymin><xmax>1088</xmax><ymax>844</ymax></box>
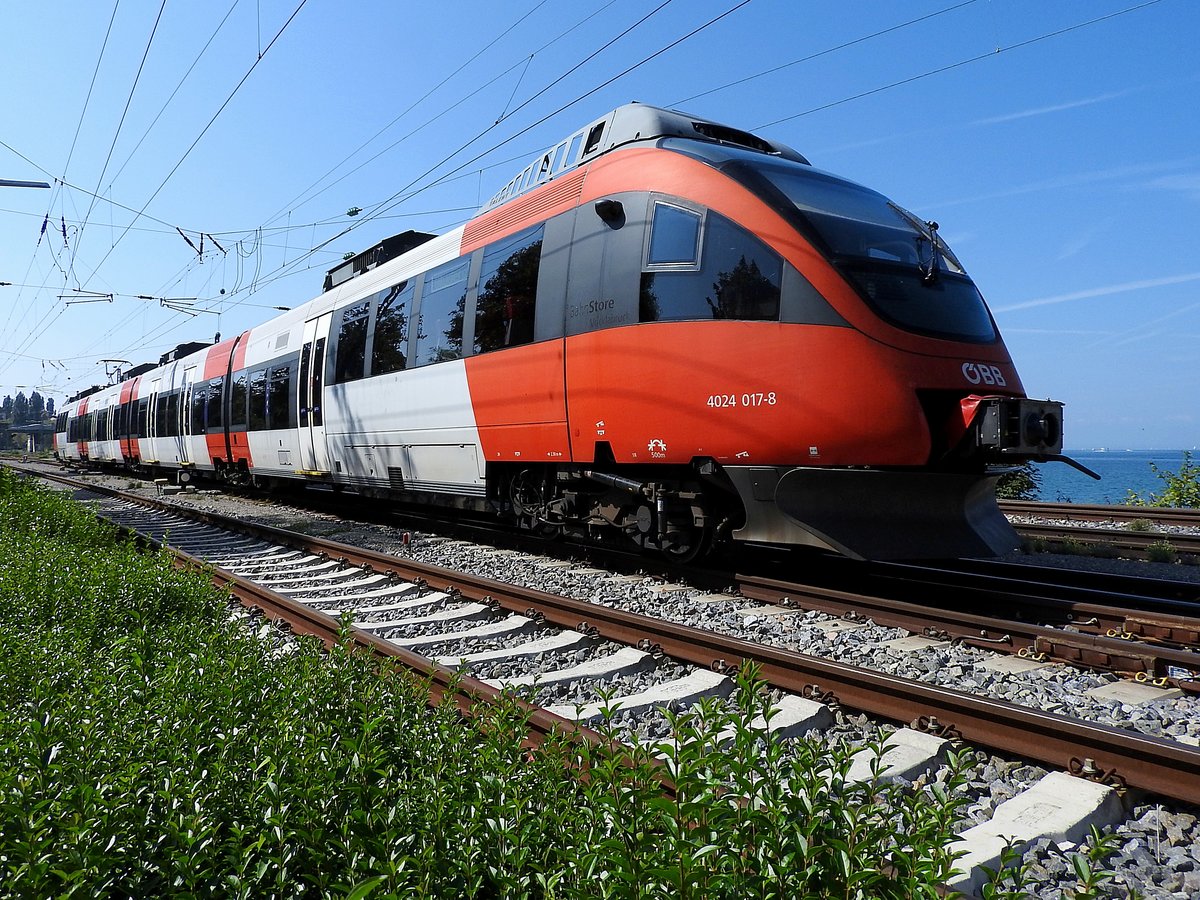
<box><xmin>975</xmin><ymin>398</ymin><xmax>1065</xmax><ymax>456</ymax></box>
<box><xmin>1023</xmin><ymin>410</ymin><xmax>1060</xmax><ymax>448</ymax></box>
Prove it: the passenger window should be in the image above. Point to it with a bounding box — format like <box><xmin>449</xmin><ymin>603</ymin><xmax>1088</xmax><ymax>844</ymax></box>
<box><xmin>370</xmin><ymin>280</ymin><xmax>413</xmax><ymax>377</ymax></box>
<box><xmin>268</xmin><ymin>365</ymin><xmax>292</xmax><ymax>429</ymax></box>
<box><xmin>248</xmin><ymin>370</ymin><xmax>268</xmax><ymax>431</ymax></box>
<box><xmin>157</xmin><ymin>393</ymin><xmax>171</xmax><ymax>436</ymax></box>
<box><xmin>647</xmin><ymin>203</ymin><xmax>702</xmax><ymax>268</ymax></box>
<box><xmin>412</xmin><ymin>258</ymin><xmax>468</xmax><ymax>367</ymax></box>
<box><xmin>229</xmin><ymin>374</ymin><xmax>248</xmax><ymax>429</ymax></box>
<box><xmin>191</xmin><ymin>385</ymin><xmax>206</xmax><ymax>434</ymax></box>
<box><xmin>640</xmin><ymin>212</ymin><xmax>782</xmax><ymax>323</ymax></box>
<box><xmin>334</xmin><ymin>300</ymin><xmax>370</xmax><ymax>383</ymax></box>
<box><xmin>474</xmin><ymin>225</ymin><xmax>542</xmax><ymax>354</ymax></box>
<box><xmin>208</xmin><ymin>377</ymin><xmax>224</xmax><ymax>429</ymax></box>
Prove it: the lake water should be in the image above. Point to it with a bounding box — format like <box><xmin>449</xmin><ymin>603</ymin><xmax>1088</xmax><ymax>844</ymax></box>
<box><xmin>1033</xmin><ymin>449</ymin><xmax>1194</xmax><ymax>504</ymax></box>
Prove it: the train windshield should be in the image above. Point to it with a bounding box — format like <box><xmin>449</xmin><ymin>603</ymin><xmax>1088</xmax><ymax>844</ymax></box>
<box><xmin>754</xmin><ymin>164</ymin><xmax>996</xmax><ymax>343</ymax></box>
<box><xmin>660</xmin><ymin>139</ymin><xmax>996</xmax><ymax>343</ymax></box>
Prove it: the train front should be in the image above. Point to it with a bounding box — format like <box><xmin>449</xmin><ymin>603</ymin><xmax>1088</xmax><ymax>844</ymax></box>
<box><xmin>683</xmin><ymin>142</ymin><xmax>1084</xmax><ymax>560</ymax></box>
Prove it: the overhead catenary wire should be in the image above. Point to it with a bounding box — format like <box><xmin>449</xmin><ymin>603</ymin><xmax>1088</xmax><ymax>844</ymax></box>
<box><xmin>69</xmin><ymin>0</ymin><xmax>169</xmax><ymax>286</ymax></box>
<box><xmin>5</xmin><ymin>0</ymin><xmax>1176</xmax><ymax>395</ymax></box>
<box><xmin>0</xmin><ymin>1</ymin><xmax>311</xmax><ymax>382</ymax></box>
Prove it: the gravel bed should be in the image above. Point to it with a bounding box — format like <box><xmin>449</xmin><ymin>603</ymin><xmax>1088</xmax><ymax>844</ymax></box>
<box><xmin>1002</xmin><ymin>545</ymin><xmax>1200</xmax><ymax>585</ymax></box>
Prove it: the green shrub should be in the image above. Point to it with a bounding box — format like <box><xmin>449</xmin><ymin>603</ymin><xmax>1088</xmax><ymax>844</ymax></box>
<box><xmin>1126</xmin><ymin>450</ymin><xmax>1200</xmax><ymax>508</ymax></box>
<box><xmin>1058</xmin><ymin>536</ymin><xmax>1094</xmax><ymax>556</ymax></box>
<box><xmin>1146</xmin><ymin>539</ymin><xmax>1178</xmax><ymax>564</ymax></box>
<box><xmin>995</xmin><ymin>463</ymin><xmax>1042</xmax><ymax>501</ymax></box>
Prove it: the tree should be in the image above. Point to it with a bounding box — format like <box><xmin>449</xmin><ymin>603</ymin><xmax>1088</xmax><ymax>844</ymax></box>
<box><xmin>12</xmin><ymin>392</ymin><xmax>29</xmax><ymax>426</ymax></box>
<box><xmin>30</xmin><ymin>390</ymin><xmax>45</xmax><ymax>420</ymax></box>
<box><xmin>46</xmin><ymin>397</ymin><xmax>55</xmax><ymax>417</ymax></box>
<box><xmin>1</xmin><ymin>395</ymin><xmax>12</xmax><ymax>422</ymax></box>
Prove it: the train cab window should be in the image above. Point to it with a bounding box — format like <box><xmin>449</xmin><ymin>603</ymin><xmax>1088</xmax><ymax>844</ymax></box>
<box><xmin>333</xmin><ymin>301</ymin><xmax>370</xmax><ymax>383</ymax></box>
<box><xmin>369</xmin><ymin>280</ymin><xmax>413</xmax><ymax>377</ymax></box>
<box><xmin>267</xmin><ymin>364</ymin><xmax>293</xmax><ymax>429</ymax></box>
<box><xmin>640</xmin><ymin>212</ymin><xmax>782</xmax><ymax>323</ymax></box>
<box><xmin>474</xmin><ymin>224</ymin><xmax>543</xmax><ymax>354</ymax></box>
<box><xmin>411</xmin><ymin>257</ymin><xmax>468</xmax><ymax>368</ymax></box>
<box><xmin>229</xmin><ymin>373</ymin><xmax>248</xmax><ymax>429</ymax></box>
<box><xmin>646</xmin><ymin>203</ymin><xmax>702</xmax><ymax>268</ymax></box>
<box><xmin>248</xmin><ymin>369</ymin><xmax>268</xmax><ymax>431</ymax></box>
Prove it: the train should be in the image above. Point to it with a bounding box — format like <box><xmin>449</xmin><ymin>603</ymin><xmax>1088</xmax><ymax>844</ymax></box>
<box><xmin>54</xmin><ymin>102</ymin><xmax>1088</xmax><ymax>561</ymax></box>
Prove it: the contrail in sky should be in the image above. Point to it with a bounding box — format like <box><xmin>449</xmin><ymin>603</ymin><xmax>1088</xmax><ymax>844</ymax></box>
<box><xmin>994</xmin><ymin>272</ymin><xmax>1200</xmax><ymax>313</ymax></box>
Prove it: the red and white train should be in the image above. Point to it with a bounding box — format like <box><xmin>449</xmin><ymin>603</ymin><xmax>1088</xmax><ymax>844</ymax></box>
<box><xmin>56</xmin><ymin>103</ymin><xmax>1081</xmax><ymax>560</ymax></box>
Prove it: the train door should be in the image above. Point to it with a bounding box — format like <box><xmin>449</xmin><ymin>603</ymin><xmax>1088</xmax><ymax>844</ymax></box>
<box><xmin>146</xmin><ymin>378</ymin><xmax>161</xmax><ymax>462</ymax></box>
<box><xmin>297</xmin><ymin>312</ymin><xmax>332</xmax><ymax>474</ymax></box>
<box><xmin>179</xmin><ymin>367</ymin><xmax>197</xmax><ymax>467</ymax></box>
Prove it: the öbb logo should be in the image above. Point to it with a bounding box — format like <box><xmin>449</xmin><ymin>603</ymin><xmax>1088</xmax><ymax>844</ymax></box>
<box><xmin>961</xmin><ymin>362</ymin><xmax>1006</xmax><ymax>387</ymax></box>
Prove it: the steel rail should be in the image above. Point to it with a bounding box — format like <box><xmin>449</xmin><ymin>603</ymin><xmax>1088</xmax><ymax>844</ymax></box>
<box><xmin>732</xmin><ymin>573</ymin><xmax>1200</xmax><ymax>686</ymax></box>
<box><xmin>1013</xmin><ymin>522</ymin><xmax>1200</xmax><ymax>560</ymax></box>
<box><xmin>1001</xmin><ymin>500</ymin><xmax>1200</xmax><ymax>529</ymax></box>
<box><xmin>34</xmin><ymin>468</ymin><xmax>1200</xmax><ymax>803</ymax></box>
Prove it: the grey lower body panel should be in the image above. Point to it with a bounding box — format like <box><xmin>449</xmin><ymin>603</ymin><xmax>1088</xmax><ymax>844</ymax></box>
<box><xmin>724</xmin><ymin>465</ymin><xmax>1019</xmax><ymax>560</ymax></box>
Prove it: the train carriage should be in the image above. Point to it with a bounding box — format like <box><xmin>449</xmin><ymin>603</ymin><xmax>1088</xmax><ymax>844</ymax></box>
<box><xmin>56</xmin><ymin>103</ymin><xmax>1087</xmax><ymax>560</ymax></box>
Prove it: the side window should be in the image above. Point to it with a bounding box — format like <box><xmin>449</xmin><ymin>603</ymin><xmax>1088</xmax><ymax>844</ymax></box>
<box><xmin>370</xmin><ymin>280</ymin><xmax>413</xmax><ymax>377</ymax></box>
<box><xmin>640</xmin><ymin>211</ymin><xmax>782</xmax><ymax>323</ymax></box>
<box><xmin>474</xmin><ymin>224</ymin><xmax>542</xmax><ymax>354</ymax></box>
<box><xmin>137</xmin><ymin>398</ymin><xmax>149</xmax><ymax>437</ymax></box>
<box><xmin>647</xmin><ymin>203</ymin><xmax>702</xmax><ymax>268</ymax></box>
<box><xmin>191</xmin><ymin>384</ymin><xmax>206</xmax><ymax>435</ymax></box>
<box><xmin>248</xmin><ymin>369</ymin><xmax>268</xmax><ymax>431</ymax></box>
<box><xmin>229</xmin><ymin>373</ymin><xmax>248</xmax><ymax>429</ymax></box>
<box><xmin>208</xmin><ymin>377</ymin><xmax>224</xmax><ymax>430</ymax></box>
<box><xmin>334</xmin><ymin>301</ymin><xmax>370</xmax><ymax>383</ymax></box>
<box><xmin>412</xmin><ymin>257</ymin><xmax>468</xmax><ymax>368</ymax></box>
<box><xmin>268</xmin><ymin>364</ymin><xmax>292</xmax><ymax>429</ymax></box>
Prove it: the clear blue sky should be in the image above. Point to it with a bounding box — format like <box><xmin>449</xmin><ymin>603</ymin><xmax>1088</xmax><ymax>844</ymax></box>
<box><xmin>1</xmin><ymin>0</ymin><xmax>1195</xmax><ymax>448</ymax></box>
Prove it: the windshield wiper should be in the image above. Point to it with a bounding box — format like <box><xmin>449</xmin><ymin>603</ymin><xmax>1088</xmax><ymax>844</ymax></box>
<box><xmin>919</xmin><ymin>220</ymin><xmax>941</xmax><ymax>285</ymax></box>
<box><xmin>887</xmin><ymin>201</ymin><xmax>942</xmax><ymax>284</ymax></box>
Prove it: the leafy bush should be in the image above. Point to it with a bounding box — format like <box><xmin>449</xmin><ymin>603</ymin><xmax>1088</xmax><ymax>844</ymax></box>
<box><xmin>1126</xmin><ymin>450</ymin><xmax>1200</xmax><ymax>508</ymax></box>
<box><xmin>995</xmin><ymin>462</ymin><xmax>1042</xmax><ymax>501</ymax></box>
<box><xmin>1146</xmin><ymin>539</ymin><xmax>1178</xmax><ymax>564</ymax></box>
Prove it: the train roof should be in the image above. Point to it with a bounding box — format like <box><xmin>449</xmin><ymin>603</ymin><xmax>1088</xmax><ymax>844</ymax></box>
<box><xmin>480</xmin><ymin>102</ymin><xmax>809</xmax><ymax>214</ymax></box>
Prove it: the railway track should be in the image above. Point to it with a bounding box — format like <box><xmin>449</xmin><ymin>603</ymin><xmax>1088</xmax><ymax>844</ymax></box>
<box><xmin>1001</xmin><ymin>499</ymin><xmax>1200</xmax><ymax>561</ymax></box>
<box><xmin>13</xmin><ymin>462</ymin><xmax>1200</xmax><ymax>895</ymax></box>
<box><xmin>1002</xmin><ymin>499</ymin><xmax>1200</xmax><ymax>529</ymax></box>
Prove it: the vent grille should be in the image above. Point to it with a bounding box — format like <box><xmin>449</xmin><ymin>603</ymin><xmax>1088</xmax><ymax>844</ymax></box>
<box><xmin>462</xmin><ymin>169</ymin><xmax>586</xmax><ymax>253</ymax></box>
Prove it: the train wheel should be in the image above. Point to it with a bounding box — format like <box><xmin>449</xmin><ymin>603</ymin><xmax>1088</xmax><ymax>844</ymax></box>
<box><xmin>660</xmin><ymin>525</ymin><xmax>712</xmax><ymax>564</ymax></box>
